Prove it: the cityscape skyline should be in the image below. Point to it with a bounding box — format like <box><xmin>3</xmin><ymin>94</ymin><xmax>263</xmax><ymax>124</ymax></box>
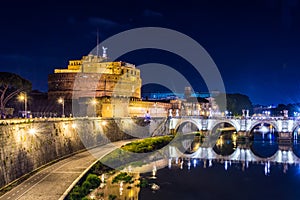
<box><xmin>1</xmin><ymin>0</ymin><xmax>300</xmax><ymax>105</ymax></box>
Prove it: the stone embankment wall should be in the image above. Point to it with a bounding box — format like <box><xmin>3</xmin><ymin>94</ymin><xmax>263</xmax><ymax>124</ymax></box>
<box><xmin>0</xmin><ymin>117</ymin><xmax>166</xmax><ymax>188</ymax></box>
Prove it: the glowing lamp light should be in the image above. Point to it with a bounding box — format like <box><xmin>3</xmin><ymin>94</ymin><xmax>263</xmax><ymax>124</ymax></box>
<box><xmin>57</xmin><ymin>97</ymin><xmax>65</xmax><ymax>117</ymax></box>
<box><xmin>18</xmin><ymin>94</ymin><xmax>25</xmax><ymax>101</ymax></box>
<box><xmin>58</xmin><ymin>97</ymin><xmax>63</xmax><ymax>104</ymax></box>
<box><xmin>91</xmin><ymin>99</ymin><xmax>97</xmax><ymax>105</ymax></box>
<box><xmin>101</xmin><ymin>121</ymin><xmax>107</xmax><ymax>126</ymax></box>
<box><xmin>18</xmin><ymin>92</ymin><xmax>28</xmax><ymax>117</ymax></box>
<box><xmin>28</xmin><ymin>128</ymin><xmax>36</xmax><ymax>135</ymax></box>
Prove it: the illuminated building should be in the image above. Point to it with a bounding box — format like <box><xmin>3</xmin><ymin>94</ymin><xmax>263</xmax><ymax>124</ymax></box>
<box><xmin>48</xmin><ymin>53</ymin><xmax>141</xmax><ymax>100</ymax></box>
<box><xmin>48</xmin><ymin>49</ymin><xmax>171</xmax><ymax>117</ymax></box>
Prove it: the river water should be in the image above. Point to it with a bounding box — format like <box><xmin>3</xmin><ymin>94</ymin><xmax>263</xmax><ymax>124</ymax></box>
<box><xmin>139</xmin><ymin>130</ymin><xmax>300</xmax><ymax>200</ymax></box>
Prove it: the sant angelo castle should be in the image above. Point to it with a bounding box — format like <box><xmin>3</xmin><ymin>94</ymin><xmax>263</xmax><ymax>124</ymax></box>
<box><xmin>47</xmin><ymin>47</ymin><xmax>217</xmax><ymax>118</ymax></box>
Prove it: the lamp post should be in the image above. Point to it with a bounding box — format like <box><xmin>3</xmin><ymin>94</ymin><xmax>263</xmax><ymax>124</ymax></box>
<box><xmin>18</xmin><ymin>92</ymin><xmax>27</xmax><ymax>118</ymax></box>
<box><xmin>58</xmin><ymin>97</ymin><xmax>65</xmax><ymax>117</ymax></box>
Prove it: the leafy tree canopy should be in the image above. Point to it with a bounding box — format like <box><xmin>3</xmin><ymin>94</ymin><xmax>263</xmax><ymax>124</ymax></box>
<box><xmin>215</xmin><ymin>93</ymin><xmax>253</xmax><ymax>115</ymax></box>
<box><xmin>0</xmin><ymin>72</ymin><xmax>32</xmax><ymax>116</ymax></box>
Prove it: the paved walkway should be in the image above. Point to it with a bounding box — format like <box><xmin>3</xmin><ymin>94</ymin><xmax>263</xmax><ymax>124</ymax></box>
<box><xmin>0</xmin><ymin>141</ymin><xmax>129</xmax><ymax>200</ymax></box>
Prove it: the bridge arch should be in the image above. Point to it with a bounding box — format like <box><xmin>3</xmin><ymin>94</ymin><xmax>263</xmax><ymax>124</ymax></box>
<box><xmin>248</xmin><ymin>121</ymin><xmax>279</xmax><ymax>135</ymax></box>
<box><xmin>250</xmin><ymin>144</ymin><xmax>278</xmax><ymax>158</ymax></box>
<box><xmin>175</xmin><ymin>119</ymin><xmax>201</xmax><ymax>134</ymax></box>
<box><xmin>291</xmin><ymin>123</ymin><xmax>300</xmax><ymax>141</ymax></box>
<box><xmin>291</xmin><ymin>123</ymin><xmax>300</xmax><ymax>134</ymax></box>
<box><xmin>209</xmin><ymin>120</ymin><xmax>239</xmax><ymax>135</ymax></box>
<box><xmin>248</xmin><ymin>121</ymin><xmax>279</xmax><ymax>158</ymax></box>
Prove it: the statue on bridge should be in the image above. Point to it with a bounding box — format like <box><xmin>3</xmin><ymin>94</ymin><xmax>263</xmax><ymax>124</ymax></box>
<box><xmin>144</xmin><ymin>110</ymin><xmax>151</xmax><ymax>122</ymax></box>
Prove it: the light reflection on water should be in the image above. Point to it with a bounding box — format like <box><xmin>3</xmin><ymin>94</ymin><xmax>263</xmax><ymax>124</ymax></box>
<box><xmin>140</xmin><ymin>158</ymin><xmax>300</xmax><ymax>200</ymax></box>
<box><xmin>139</xmin><ymin>130</ymin><xmax>300</xmax><ymax>200</ymax></box>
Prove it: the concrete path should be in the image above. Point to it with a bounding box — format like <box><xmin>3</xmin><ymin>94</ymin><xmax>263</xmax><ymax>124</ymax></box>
<box><xmin>0</xmin><ymin>141</ymin><xmax>128</xmax><ymax>200</ymax></box>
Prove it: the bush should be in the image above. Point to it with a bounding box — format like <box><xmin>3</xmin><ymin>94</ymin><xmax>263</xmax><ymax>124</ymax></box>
<box><xmin>86</xmin><ymin>174</ymin><xmax>101</xmax><ymax>188</ymax></box>
<box><xmin>90</xmin><ymin>162</ymin><xmax>113</xmax><ymax>175</ymax></box>
<box><xmin>67</xmin><ymin>164</ymin><xmax>111</xmax><ymax>200</ymax></box>
<box><xmin>81</xmin><ymin>181</ymin><xmax>92</xmax><ymax>195</ymax></box>
<box><xmin>137</xmin><ymin>178</ymin><xmax>148</xmax><ymax>188</ymax></box>
<box><xmin>69</xmin><ymin>186</ymin><xmax>83</xmax><ymax>200</ymax></box>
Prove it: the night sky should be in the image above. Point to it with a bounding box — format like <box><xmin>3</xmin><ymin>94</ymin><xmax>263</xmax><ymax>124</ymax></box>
<box><xmin>1</xmin><ymin>0</ymin><xmax>300</xmax><ymax>105</ymax></box>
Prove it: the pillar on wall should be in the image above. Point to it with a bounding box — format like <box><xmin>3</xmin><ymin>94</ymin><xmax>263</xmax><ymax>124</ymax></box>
<box><xmin>278</xmin><ymin>131</ymin><xmax>292</xmax><ymax>143</ymax></box>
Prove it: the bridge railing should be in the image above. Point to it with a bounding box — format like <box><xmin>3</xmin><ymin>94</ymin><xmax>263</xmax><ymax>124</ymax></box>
<box><xmin>171</xmin><ymin>115</ymin><xmax>300</xmax><ymax>121</ymax></box>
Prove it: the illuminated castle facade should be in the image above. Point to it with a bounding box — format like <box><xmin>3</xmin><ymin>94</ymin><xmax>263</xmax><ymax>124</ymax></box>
<box><xmin>48</xmin><ymin>54</ymin><xmax>141</xmax><ymax>100</ymax></box>
<box><xmin>48</xmin><ymin>49</ymin><xmax>170</xmax><ymax>117</ymax></box>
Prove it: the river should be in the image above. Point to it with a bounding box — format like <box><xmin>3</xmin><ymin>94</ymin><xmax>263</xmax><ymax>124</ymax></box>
<box><xmin>139</xmin><ymin>130</ymin><xmax>300</xmax><ymax>200</ymax></box>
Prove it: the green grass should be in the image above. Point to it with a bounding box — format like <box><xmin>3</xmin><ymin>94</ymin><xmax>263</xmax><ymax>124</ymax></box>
<box><xmin>100</xmin><ymin>135</ymin><xmax>174</xmax><ymax>172</ymax></box>
<box><xmin>121</xmin><ymin>135</ymin><xmax>174</xmax><ymax>153</ymax></box>
<box><xmin>112</xmin><ymin>172</ymin><xmax>133</xmax><ymax>184</ymax></box>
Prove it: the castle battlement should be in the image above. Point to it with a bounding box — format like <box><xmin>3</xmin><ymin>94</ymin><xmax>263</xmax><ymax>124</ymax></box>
<box><xmin>48</xmin><ymin>53</ymin><xmax>141</xmax><ymax>101</ymax></box>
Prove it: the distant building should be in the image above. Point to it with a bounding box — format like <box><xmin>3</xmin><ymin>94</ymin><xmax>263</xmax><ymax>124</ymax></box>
<box><xmin>182</xmin><ymin>97</ymin><xmax>210</xmax><ymax>116</ymax></box>
<box><xmin>142</xmin><ymin>87</ymin><xmax>221</xmax><ymax>117</ymax></box>
<box><xmin>167</xmin><ymin>96</ymin><xmax>220</xmax><ymax>117</ymax></box>
<box><xmin>141</xmin><ymin>86</ymin><xmax>219</xmax><ymax>101</ymax></box>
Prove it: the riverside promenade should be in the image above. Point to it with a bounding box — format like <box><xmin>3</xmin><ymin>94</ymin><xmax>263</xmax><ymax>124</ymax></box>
<box><xmin>0</xmin><ymin>140</ymin><xmax>130</xmax><ymax>200</ymax></box>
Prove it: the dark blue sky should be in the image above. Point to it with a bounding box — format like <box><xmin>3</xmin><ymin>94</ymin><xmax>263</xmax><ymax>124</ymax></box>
<box><xmin>1</xmin><ymin>0</ymin><xmax>300</xmax><ymax>105</ymax></box>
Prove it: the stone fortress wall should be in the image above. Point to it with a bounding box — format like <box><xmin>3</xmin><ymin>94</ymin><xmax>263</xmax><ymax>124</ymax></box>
<box><xmin>0</xmin><ymin>117</ymin><xmax>167</xmax><ymax>188</ymax></box>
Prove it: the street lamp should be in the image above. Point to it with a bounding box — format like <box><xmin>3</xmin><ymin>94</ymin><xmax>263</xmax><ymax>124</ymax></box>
<box><xmin>18</xmin><ymin>92</ymin><xmax>27</xmax><ymax>118</ymax></box>
<box><xmin>91</xmin><ymin>98</ymin><xmax>97</xmax><ymax>106</ymax></box>
<box><xmin>58</xmin><ymin>97</ymin><xmax>65</xmax><ymax>117</ymax></box>
<box><xmin>90</xmin><ymin>98</ymin><xmax>97</xmax><ymax>117</ymax></box>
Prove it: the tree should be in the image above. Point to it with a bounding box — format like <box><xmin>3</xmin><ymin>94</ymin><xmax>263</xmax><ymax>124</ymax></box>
<box><xmin>226</xmin><ymin>93</ymin><xmax>253</xmax><ymax>115</ymax></box>
<box><xmin>215</xmin><ymin>93</ymin><xmax>253</xmax><ymax>115</ymax></box>
<box><xmin>0</xmin><ymin>72</ymin><xmax>31</xmax><ymax>117</ymax></box>
<box><xmin>272</xmin><ymin>104</ymin><xmax>287</xmax><ymax>116</ymax></box>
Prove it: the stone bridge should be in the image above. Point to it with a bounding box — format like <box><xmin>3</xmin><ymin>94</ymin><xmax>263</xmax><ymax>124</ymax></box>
<box><xmin>167</xmin><ymin>144</ymin><xmax>300</xmax><ymax>174</ymax></box>
<box><xmin>169</xmin><ymin>117</ymin><xmax>300</xmax><ymax>140</ymax></box>
<box><xmin>169</xmin><ymin>145</ymin><xmax>300</xmax><ymax>164</ymax></box>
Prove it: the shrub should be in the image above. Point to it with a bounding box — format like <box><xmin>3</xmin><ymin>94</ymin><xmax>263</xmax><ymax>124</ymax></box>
<box><xmin>137</xmin><ymin>178</ymin><xmax>148</xmax><ymax>188</ymax></box>
<box><xmin>86</xmin><ymin>174</ymin><xmax>101</xmax><ymax>188</ymax></box>
<box><xmin>81</xmin><ymin>181</ymin><xmax>92</xmax><ymax>195</ymax></box>
<box><xmin>69</xmin><ymin>186</ymin><xmax>83</xmax><ymax>200</ymax></box>
<box><xmin>90</xmin><ymin>161</ymin><xmax>113</xmax><ymax>175</ymax></box>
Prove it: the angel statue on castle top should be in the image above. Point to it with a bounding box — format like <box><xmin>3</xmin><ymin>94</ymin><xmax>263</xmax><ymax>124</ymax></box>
<box><xmin>102</xmin><ymin>46</ymin><xmax>108</xmax><ymax>58</ymax></box>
